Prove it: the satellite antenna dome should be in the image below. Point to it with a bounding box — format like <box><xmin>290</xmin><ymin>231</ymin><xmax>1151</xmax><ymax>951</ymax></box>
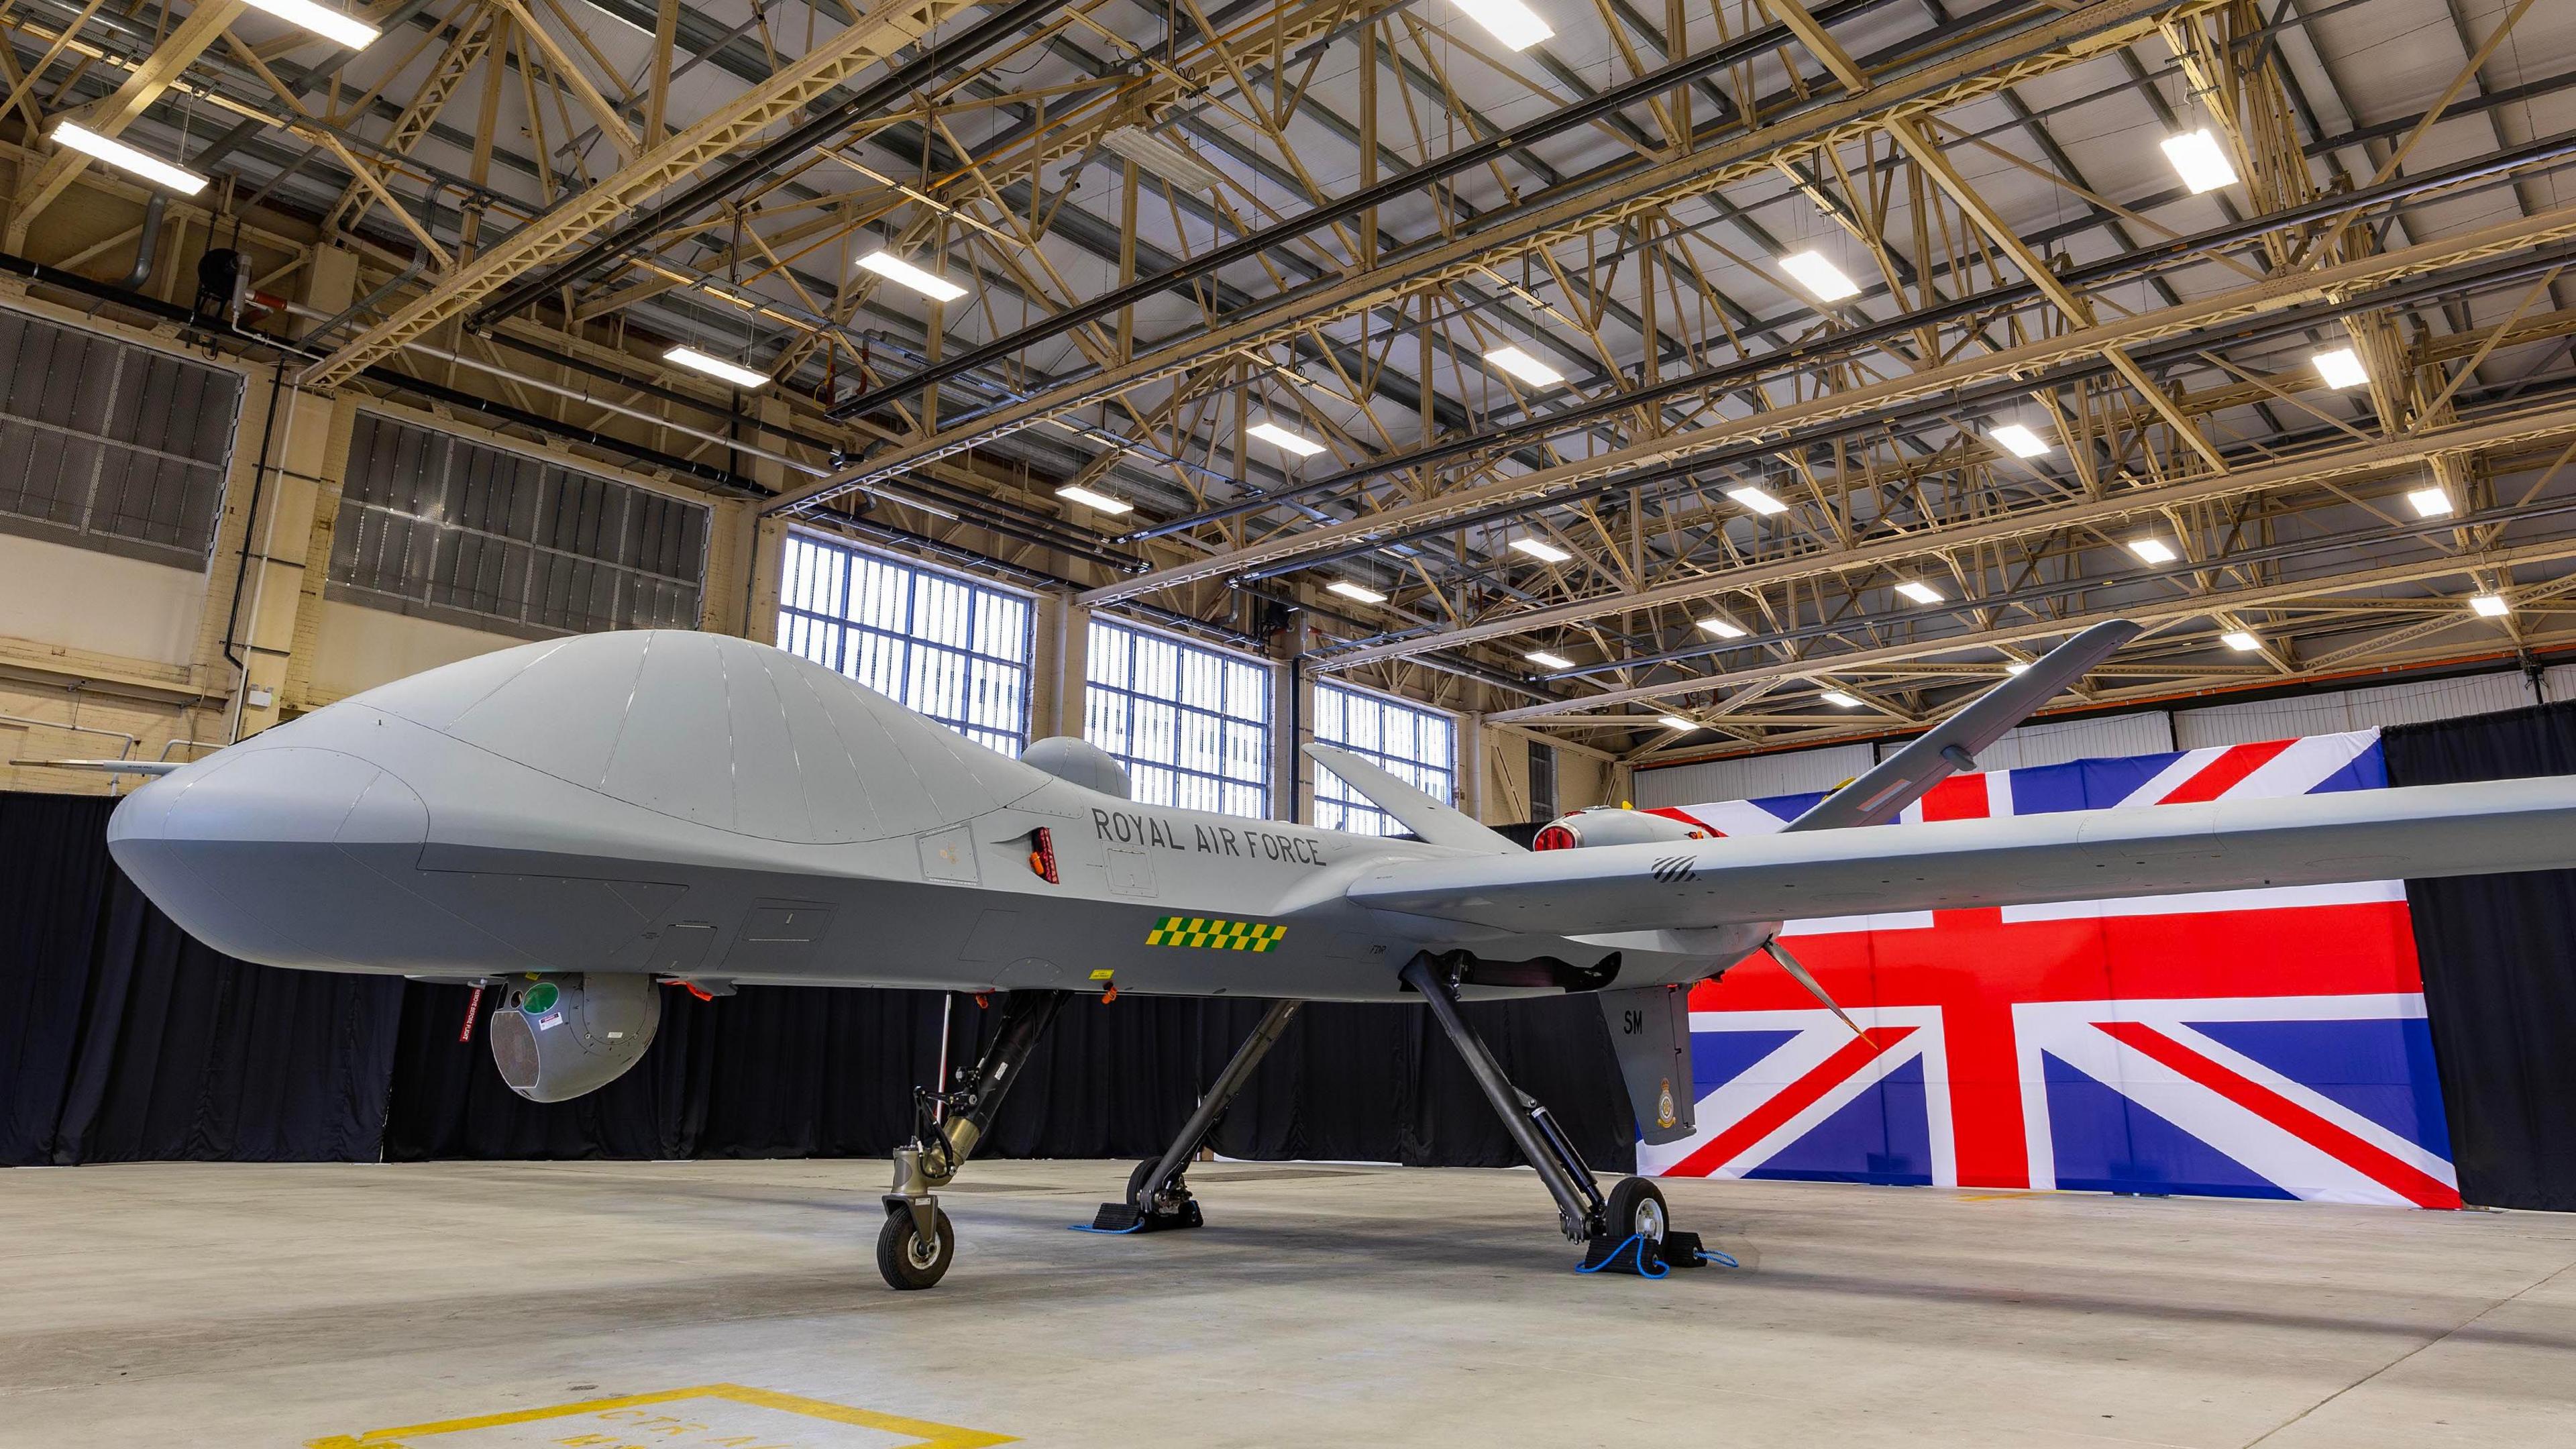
<box><xmin>1021</xmin><ymin>736</ymin><xmax>1132</xmax><ymax>798</ymax></box>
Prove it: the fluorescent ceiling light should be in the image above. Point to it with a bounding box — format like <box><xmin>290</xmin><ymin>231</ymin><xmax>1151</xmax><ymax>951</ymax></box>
<box><xmin>1525</xmin><ymin>650</ymin><xmax>1574</xmax><ymax>670</ymax></box>
<box><xmin>1247</xmin><ymin>421</ymin><xmax>1326</xmax><ymax>457</ymax></box>
<box><xmin>1326</xmin><ymin>580</ymin><xmax>1387</xmax><ymax>604</ymax></box>
<box><xmin>663</xmin><ymin>345</ymin><xmax>769</xmax><ymax>390</ymax></box>
<box><xmin>1099</xmin><ymin>125</ymin><xmax>1228</xmax><ymax>193</ymax></box>
<box><xmin>1894</xmin><ymin>580</ymin><xmax>1942</xmax><ymax>604</ymax></box>
<box><xmin>1483</xmin><ymin>345</ymin><xmax>1564</xmax><ymax>388</ymax></box>
<box><xmin>1726</xmin><ymin>484</ymin><xmax>1788</xmax><ymax>515</ymax></box>
<box><xmin>856</xmin><ymin>249</ymin><xmax>969</xmax><ymax>301</ymax></box>
<box><xmin>2161</xmin><ymin>128</ymin><xmax>2239</xmax><ymax>194</ymax></box>
<box><xmin>2406</xmin><ymin>487</ymin><xmax>2455</xmax><ymax>518</ymax></box>
<box><xmin>1990</xmin><ymin>423</ymin><xmax>2050</xmax><ymax>460</ymax></box>
<box><xmin>1819</xmin><ymin>688</ymin><xmax>1861</xmax><ymax>708</ymax></box>
<box><xmin>1697</xmin><ymin>616</ymin><xmax>1747</xmax><ymax>639</ymax></box>
<box><xmin>1510</xmin><ymin>536</ymin><xmax>1572</xmax><ymax>563</ymax></box>
<box><xmin>1659</xmin><ymin>715</ymin><xmax>1699</xmax><ymax>731</ymax></box>
<box><xmin>2471</xmin><ymin>592</ymin><xmax>2511</xmax><ymax>618</ymax></box>
<box><xmin>1055</xmin><ymin>484</ymin><xmax>1132</xmax><ymax>515</ymax></box>
<box><xmin>2313</xmin><ymin>346</ymin><xmax>2369</xmax><ymax>390</ymax></box>
<box><xmin>1778</xmin><ymin>250</ymin><xmax>1861</xmax><ymax>303</ymax></box>
<box><xmin>1444</xmin><ymin>0</ymin><xmax>1552</xmax><ymax>51</ymax></box>
<box><xmin>2004</xmin><ymin>661</ymin><xmax>2031</xmax><ymax>676</ymax></box>
<box><xmin>52</xmin><ymin>123</ymin><xmax>205</xmax><ymax>195</ymax></box>
<box><xmin>242</xmin><ymin>0</ymin><xmax>379</xmax><ymax>47</ymax></box>
<box><xmin>2129</xmin><ymin>537</ymin><xmax>2178</xmax><ymax>564</ymax></box>
<box><xmin>2221</xmin><ymin>630</ymin><xmax>2261</xmax><ymax>652</ymax></box>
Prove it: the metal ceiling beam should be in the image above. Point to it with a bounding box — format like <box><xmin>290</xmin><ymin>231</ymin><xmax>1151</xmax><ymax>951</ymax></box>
<box><xmin>1486</xmin><ymin>532</ymin><xmax>2576</xmax><ymax>722</ymax></box>
<box><xmin>763</xmin><ymin>0</ymin><xmax>2241</xmax><ymax>517</ymax></box>
<box><xmin>297</xmin><ymin>0</ymin><xmax>992</xmax><ymax>390</ymax></box>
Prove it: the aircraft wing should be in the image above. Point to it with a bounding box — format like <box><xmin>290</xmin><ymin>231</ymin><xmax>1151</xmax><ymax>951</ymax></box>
<box><xmin>1305</xmin><ymin>742</ymin><xmax>1521</xmax><ymax>853</ymax></box>
<box><xmin>1345</xmin><ymin>775</ymin><xmax>2576</xmax><ymax>934</ymax></box>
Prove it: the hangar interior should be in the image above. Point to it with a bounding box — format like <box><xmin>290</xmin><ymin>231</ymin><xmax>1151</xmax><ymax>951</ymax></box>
<box><xmin>5</xmin><ymin>0</ymin><xmax>2576</xmax><ymax>1444</ymax></box>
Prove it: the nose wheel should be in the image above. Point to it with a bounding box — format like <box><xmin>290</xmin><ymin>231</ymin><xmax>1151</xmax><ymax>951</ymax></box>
<box><xmin>877</xmin><ymin>1204</ymin><xmax>955</xmax><ymax>1290</ymax></box>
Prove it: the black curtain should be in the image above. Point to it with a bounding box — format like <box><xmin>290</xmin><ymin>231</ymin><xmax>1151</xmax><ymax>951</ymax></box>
<box><xmin>5</xmin><ymin>789</ymin><xmax>1634</xmax><ymax>1172</ymax></box>
<box><xmin>0</xmin><ymin>793</ymin><xmax>405</xmax><ymax>1165</ymax></box>
<box><xmin>2383</xmin><ymin>700</ymin><xmax>2576</xmax><ymax>1212</ymax></box>
<box><xmin>383</xmin><ymin>982</ymin><xmax>1635</xmax><ymax>1173</ymax></box>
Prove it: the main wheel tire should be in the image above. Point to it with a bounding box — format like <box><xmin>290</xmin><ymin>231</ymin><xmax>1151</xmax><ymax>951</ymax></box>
<box><xmin>875</xmin><ymin>1207</ymin><xmax>955</xmax><ymax>1290</ymax></box>
<box><xmin>1607</xmin><ymin>1176</ymin><xmax>1668</xmax><ymax>1244</ymax></box>
<box><xmin>1128</xmin><ymin>1157</ymin><xmax>1181</xmax><ymax>1210</ymax></box>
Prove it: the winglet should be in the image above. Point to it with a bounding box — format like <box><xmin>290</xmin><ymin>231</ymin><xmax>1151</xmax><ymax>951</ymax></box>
<box><xmin>1304</xmin><ymin>743</ymin><xmax>1521</xmax><ymax>853</ymax></box>
<box><xmin>1784</xmin><ymin>619</ymin><xmax>2141</xmax><ymax>833</ymax></box>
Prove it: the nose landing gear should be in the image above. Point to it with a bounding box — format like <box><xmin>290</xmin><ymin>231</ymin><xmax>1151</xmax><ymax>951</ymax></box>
<box><xmin>879</xmin><ymin>989</ymin><xmax>1068</xmax><ymax>1290</ymax></box>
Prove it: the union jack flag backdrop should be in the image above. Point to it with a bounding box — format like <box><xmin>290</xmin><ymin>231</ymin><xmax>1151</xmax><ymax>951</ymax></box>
<box><xmin>1637</xmin><ymin>729</ymin><xmax>2461</xmax><ymax>1209</ymax></box>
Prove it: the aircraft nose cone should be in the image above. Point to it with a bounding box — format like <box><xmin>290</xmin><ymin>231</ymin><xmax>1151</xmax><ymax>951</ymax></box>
<box><xmin>109</xmin><ymin>745</ymin><xmax>428</xmax><ymax>968</ymax></box>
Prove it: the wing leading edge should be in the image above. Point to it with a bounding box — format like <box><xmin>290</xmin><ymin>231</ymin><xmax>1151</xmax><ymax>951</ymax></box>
<box><xmin>1345</xmin><ymin>774</ymin><xmax>2576</xmax><ymax>934</ymax></box>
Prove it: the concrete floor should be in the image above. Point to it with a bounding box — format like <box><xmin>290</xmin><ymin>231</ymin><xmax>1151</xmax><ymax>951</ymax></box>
<box><xmin>3</xmin><ymin>1161</ymin><xmax>2573</xmax><ymax>1449</ymax></box>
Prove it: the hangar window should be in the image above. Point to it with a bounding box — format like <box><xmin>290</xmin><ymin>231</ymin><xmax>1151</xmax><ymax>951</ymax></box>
<box><xmin>1312</xmin><ymin>684</ymin><xmax>1456</xmax><ymax>835</ymax></box>
<box><xmin>775</xmin><ymin>531</ymin><xmax>1032</xmax><ymax>755</ymax></box>
<box><xmin>331</xmin><ymin>413</ymin><xmax>706</xmax><ymax>635</ymax></box>
<box><xmin>0</xmin><ymin>307</ymin><xmax>244</xmax><ymax>566</ymax></box>
<box><xmin>1085</xmin><ymin>619</ymin><xmax>1271</xmax><ymax>818</ymax></box>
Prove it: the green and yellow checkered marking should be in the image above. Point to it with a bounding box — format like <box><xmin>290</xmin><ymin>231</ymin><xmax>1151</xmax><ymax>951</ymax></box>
<box><xmin>1146</xmin><ymin>916</ymin><xmax>1288</xmax><ymax>953</ymax></box>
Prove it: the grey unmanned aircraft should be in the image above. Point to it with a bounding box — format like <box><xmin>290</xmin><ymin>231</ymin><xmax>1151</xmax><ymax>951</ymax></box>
<box><xmin>99</xmin><ymin>621</ymin><xmax>2576</xmax><ymax>1287</ymax></box>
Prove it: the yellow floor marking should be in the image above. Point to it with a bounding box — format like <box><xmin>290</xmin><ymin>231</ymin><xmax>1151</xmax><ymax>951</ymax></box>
<box><xmin>305</xmin><ymin>1383</ymin><xmax>1014</xmax><ymax>1449</ymax></box>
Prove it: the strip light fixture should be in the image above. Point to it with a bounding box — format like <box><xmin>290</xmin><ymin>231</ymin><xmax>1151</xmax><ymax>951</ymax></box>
<box><xmin>2221</xmin><ymin>630</ymin><xmax>2261</xmax><ymax>652</ymax></box>
<box><xmin>664</xmin><ymin>345</ymin><xmax>769</xmax><ymax>390</ymax></box>
<box><xmin>2161</xmin><ymin>128</ymin><xmax>2239</xmax><ymax>194</ymax></box>
<box><xmin>1483</xmin><ymin>345</ymin><xmax>1565</xmax><ymax>388</ymax></box>
<box><xmin>1820</xmin><ymin>688</ymin><xmax>1862</xmax><ymax>708</ymax></box>
<box><xmin>1525</xmin><ymin>649</ymin><xmax>1574</xmax><ymax>669</ymax></box>
<box><xmin>1510</xmin><ymin>537</ymin><xmax>1572</xmax><ymax>564</ymax></box>
<box><xmin>244</xmin><ymin>0</ymin><xmax>380</xmax><ymax>47</ymax></box>
<box><xmin>1726</xmin><ymin>484</ymin><xmax>1788</xmax><ymax>515</ymax></box>
<box><xmin>1056</xmin><ymin>484</ymin><xmax>1132</xmax><ymax>515</ymax></box>
<box><xmin>1326</xmin><ymin>580</ymin><xmax>1387</xmax><ymax>604</ymax></box>
<box><xmin>2406</xmin><ymin>487</ymin><xmax>2455</xmax><ymax>517</ymax></box>
<box><xmin>1990</xmin><ymin>423</ymin><xmax>2051</xmax><ymax>459</ymax></box>
<box><xmin>1247</xmin><ymin>421</ymin><xmax>1326</xmax><ymax>456</ymax></box>
<box><xmin>1697</xmin><ymin>616</ymin><xmax>1747</xmax><ymax>639</ymax></box>
<box><xmin>52</xmin><ymin>123</ymin><xmax>205</xmax><ymax>195</ymax></box>
<box><xmin>1099</xmin><ymin>125</ymin><xmax>1228</xmax><ymax>194</ymax></box>
<box><xmin>2471</xmin><ymin>593</ymin><xmax>2511</xmax><ymax>618</ymax></box>
<box><xmin>1659</xmin><ymin>716</ymin><xmax>1700</xmax><ymax>732</ymax></box>
<box><xmin>857</xmin><ymin>249</ymin><xmax>969</xmax><ymax>301</ymax></box>
<box><xmin>2129</xmin><ymin>538</ymin><xmax>2178</xmax><ymax>564</ymax></box>
<box><xmin>1444</xmin><ymin>0</ymin><xmax>1552</xmax><ymax>50</ymax></box>
<box><xmin>2313</xmin><ymin>346</ymin><xmax>2369</xmax><ymax>390</ymax></box>
<box><xmin>1778</xmin><ymin>250</ymin><xmax>1862</xmax><ymax>302</ymax></box>
<box><xmin>1894</xmin><ymin>580</ymin><xmax>1942</xmax><ymax>604</ymax></box>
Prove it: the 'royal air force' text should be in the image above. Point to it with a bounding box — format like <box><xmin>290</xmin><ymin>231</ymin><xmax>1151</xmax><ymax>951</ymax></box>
<box><xmin>1090</xmin><ymin>808</ymin><xmax>1326</xmax><ymax>865</ymax></box>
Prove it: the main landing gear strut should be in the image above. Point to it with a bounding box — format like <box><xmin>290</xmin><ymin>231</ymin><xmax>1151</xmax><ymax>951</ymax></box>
<box><xmin>1092</xmin><ymin>998</ymin><xmax>1305</xmax><ymax>1233</ymax></box>
<box><xmin>879</xmin><ymin>988</ymin><xmax>1069</xmax><ymax>1290</ymax></box>
<box><xmin>1399</xmin><ymin>953</ymin><xmax>1706</xmax><ymax>1276</ymax></box>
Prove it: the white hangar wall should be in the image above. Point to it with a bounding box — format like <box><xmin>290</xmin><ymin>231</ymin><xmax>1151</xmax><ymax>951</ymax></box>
<box><xmin>1637</xmin><ymin>671</ymin><xmax>2561</xmax><ymax>808</ymax></box>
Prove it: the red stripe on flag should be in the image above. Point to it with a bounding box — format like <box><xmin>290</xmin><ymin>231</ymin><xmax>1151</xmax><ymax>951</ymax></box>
<box><xmin>1664</xmin><ymin>1026</ymin><xmax>1917</xmax><ymax>1179</ymax></box>
<box><xmin>2094</xmin><ymin>1020</ymin><xmax>2461</xmax><ymax>1208</ymax></box>
<box><xmin>1644</xmin><ymin>806</ymin><xmax>1721</xmax><ymax>836</ymax></box>
<box><xmin>1919</xmin><ymin>772</ymin><xmax>1992</xmax><ymax>822</ymax></box>
<box><xmin>2159</xmin><ymin>739</ymin><xmax>2296</xmax><ymax>804</ymax></box>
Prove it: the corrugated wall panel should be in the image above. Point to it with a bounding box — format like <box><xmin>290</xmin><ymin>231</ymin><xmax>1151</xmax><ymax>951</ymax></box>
<box><xmin>1633</xmin><ymin>741</ymin><xmax>1876</xmax><ymax>806</ymax></box>
<box><xmin>1952</xmin><ymin>710</ymin><xmax>2174</xmax><ymax>770</ymax></box>
<box><xmin>2174</xmin><ymin>671</ymin><xmax>2536</xmax><ymax>747</ymax></box>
